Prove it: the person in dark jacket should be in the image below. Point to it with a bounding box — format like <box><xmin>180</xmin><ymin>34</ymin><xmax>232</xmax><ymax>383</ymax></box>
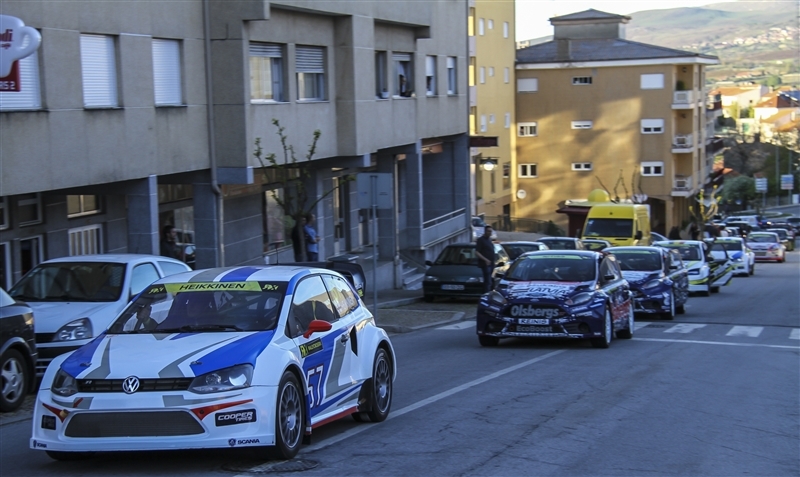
<box><xmin>160</xmin><ymin>225</ymin><xmax>183</xmax><ymax>261</ymax></box>
<box><xmin>474</xmin><ymin>225</ymin><xmax>496</xmax><ymax>293</ymax></box>
<box><xmin>668</xmin><ymin>226</ymin><xmax>681</xmax><ymax>240</ymax></box>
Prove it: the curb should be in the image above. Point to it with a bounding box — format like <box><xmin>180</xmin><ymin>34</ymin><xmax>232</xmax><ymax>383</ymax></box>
<box><xmin>381</xmin><ymin>311</ymin><xmax>467</xmax><ymax>334</ymax></box>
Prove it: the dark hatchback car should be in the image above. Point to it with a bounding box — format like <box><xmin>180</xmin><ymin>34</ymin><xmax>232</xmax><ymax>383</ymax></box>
<box><xmin>0</xmin><ymin>288</ymin><xmax>36</xmax><ymax>412</ymax></box>
<box><xmin>538</xmin><ymin>237</ymin><xmax>586</xmax><ymax>250</ymax></box>
<box><xmin>423</xmin><ymin>243</ymin><xmax>510</xmax><ymax>301</ymax></box>
<box><xmin>498</xmin><ymin>241</ymin><xmax>549</xmax><ymax>264</ymax></box>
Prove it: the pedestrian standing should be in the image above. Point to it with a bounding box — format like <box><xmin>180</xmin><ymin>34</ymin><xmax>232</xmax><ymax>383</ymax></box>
<box><xmin>474</xmin><ymin>225</ymin><xmax>496</xmax><ymax>293</ymax></box>
<box><xmin>291</xmin><ymin>216</ymin><xmax>306</xmax><ymax>262</ymax></box>
<box><xmin>160</xmin><ymin>225</ymin><xmax>184</xmax><ymax>261</ymax></box>
<box><xmin>304</xmin><ymin>213</ymin><xmax>320</xmax><ymax>261</ymax></box>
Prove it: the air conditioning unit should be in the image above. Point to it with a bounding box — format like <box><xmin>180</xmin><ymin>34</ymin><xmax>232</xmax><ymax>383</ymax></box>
<box><xmin>674</xmin><ymin>135</ymin><xmax>691</xmax><ymax>147</ymax></box>
<box><xmin>674</xmin><ymin>178</ymin><xmax>689</xmax><ymax>189</ymax></box>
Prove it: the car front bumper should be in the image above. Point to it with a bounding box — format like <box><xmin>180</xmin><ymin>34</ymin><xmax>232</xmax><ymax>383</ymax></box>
<box><xmin>476</xmin><ymin>304</ymin><xmax>606</xmax><ymax>340</ymax></box>
<box><xmin>423</xmin><ymin>282</ymin><xmax>486</xmax><ymax>298</ymax></box>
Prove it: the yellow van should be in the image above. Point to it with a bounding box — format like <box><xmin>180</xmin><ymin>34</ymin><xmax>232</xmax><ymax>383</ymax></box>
<box><xmin>581</xmin><ymin>204</ymin><xmax>651</xmax><ymax>246</ymax></box>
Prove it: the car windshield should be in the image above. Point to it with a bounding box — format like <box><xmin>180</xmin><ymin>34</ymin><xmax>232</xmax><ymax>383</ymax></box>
<box><xmin>748</xmin><ymin>234</ymin><xmax>777</xmax><ymax>243</ymax></box>
<box><xmin>582</xmin><ymin>241</ymin><xmax>609</xmax><ymax>251</ymax></box>
<box><xmin>502</xmin><ymin>244</ymin><xmax>542</xmax><ymax>260</ymax></box>
<box><xmin>435</xmin><ymin>246</ymin><xmax>478</xmax><ymax>265</ymax></box>
<box><xmin>540</xmin><ymin>239</ymin><xmax>577</xmax><ymax>250</ymax></box>
<box><xmin>768</xmin><ymin>229</ymin><xmax>788</xmax><ymax>240</ymax></box>
<box><xmin>661</xmin><ymin>245</ymin><xmax>701</xmax><ymax>261</ymax></box>
<box><xmin>472</xmin><ymin>217</ymin><xmax>485</xmax><ymax>227</ymax></box>
<box><xmin>506</xmin><ymin>254</ymin><xmax>595</xmax><ymax>282</ymax></box>
<box><xmin>583</xmin><ymin>218</ymin><xmax>633</xmax><ymax>238</ymax></box>
<box><xmin>610</xmin><ymin>250</ymin><xmax>662</xmax><ymax>271</ymax></box>
<box><xmin>108</xmin><ymin>282</ymin><xmax>287</xmax><ymax>334</ymax></box>
<box><xmin>716</xmin><ymin>241</ymin><xmax>742</xmax><ymax>252</ymax></box>
<box><xmin>9</xmin><ymin>262</ymin><xmax>126</xmax><ymax>302</ymax></box>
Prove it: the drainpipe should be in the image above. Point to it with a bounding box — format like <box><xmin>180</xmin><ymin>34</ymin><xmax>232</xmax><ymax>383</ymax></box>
<box><xmin>203</xmin><ymin>0</ymin><xmax>224</xmax><ymax>267</ymax></box>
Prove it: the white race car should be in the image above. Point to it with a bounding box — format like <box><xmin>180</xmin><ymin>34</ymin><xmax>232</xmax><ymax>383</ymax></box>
<box><xmin>713</xmin><ymin>237</ymin><xmax>755</xmax><ymax>276</ymax></box>
<box><xmin>653</xmin><ymin>240</ymin><xmax>733</xmax><ymax>296</ymax></box>
<box><xmin>31</xmin><ymin>264</ymin><xmax>395</xmax><ymax>461</ymax></box>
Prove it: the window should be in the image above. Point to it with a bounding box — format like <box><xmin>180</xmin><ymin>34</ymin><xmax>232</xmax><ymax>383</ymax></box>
<box><xmin>517</xmin><ymin>78</ymin><xmax>538</xmax><ymax>92</ymax></box>
<box><xmin>425</xmin><ymin>55</ymin><xmax>436</xmax><ymax>96</ymax></box>
<box><xmin>572</xmin><ymin>76</ymin><xmax>592</xmax><ymax>85</ymax></box>
<box><xmin>130</xmin><ymin>263</ymin><xmax>160</xmax><ymax>297</ymax></box>
<box><xmin>68</xmin><ymin>225</ymin><xmax>102</xmax><ymax>255</ymax></box>
<box><xmin>641</xmin><ymin>119</ymin><xmax>664</xmax><ymax>134</ymax></box>
<box><xmin>250</xmin><ymin>43</ymin><xmax>284</xmax><ymax>102</ymax></box>
<box><xmin>641</xmin><ymin>73</ymin><xmax>665</xmax><ymax>89</ymax></box>
<box><xmin>296</xmin><ymin>46</ymin><xmax>326</xmax><ymax>101</ymax></box>
<box><xmin>286</xmin><ymin>276</ymin><xmax>336</xmax><ymax>337</ymax></box>
<box><xmin>502</xmin><ymin>163</ymin><xmax>510</xmax><ymax>190</ymax></box>
<box><xmin>322</xmin><ymin>274</ymin><xmax>359</xmax><ymax>318</ymax></box>
<box><xmin>80</xmin><ymin>34</ymin><xmax>118</xmax><ymax>107</ymax></box>
<box><xmin>489</xmin><ymin>67</ymin><xmax>494</xmax><ymax>77</ymax></box>
<box><xmin>0</xmin><ymin>35</ymin><xmax>41</xmax><ymax>110</ymax></box>
<box><xmin>641</xmin><ymin>161</ymin><xmax>664</xmax><ymax>176</ymax></box>
<box><xmin>571</xmin><ymin>163</ymin><xmax>593</xmax><ymax>171</ymax></box>
<box><xmin>488</xmin><ymin>19</ymin><xmax>494</xmax><ymax>30</ymax></box>
<box><xmin>518</xmin><ymin>122</ymin><xmax>537</xmax><ymax>136</ymax></box>
<box><xmin>17</xmin><ymin>193</ymin><xmax>42</xmax><ymax>226</ymax></box>
<box><xmin>375</xmin><ymin>51</ymin><xmax>387</xmax><ymax>98</ymax></box>
<box><xmin>504</xmin><ymin>67</ymin><xmax>509</xmax><ymax>83</ymax></box>
<box><xmin>393</xmin><ymin>52</ymin><xmax>413</xmax><ymax>97</ymax></box>
<box><xmin>470</xmin><ymin>106</ymin><xmax>477</xmax><ymax>134</ymax></box>
<box><xmin>490</xmin><ymin>169</ymin><xmax>496</xmax><ymax>194</ymax></box>
<box><xmin>519</xmin><ymin>164</ymin><xmax>538</xmax><ymax>178</ymax></box>
<box><xmin>503</xmin><ymin>22</ymin><xmax>509</xmax><ymax>38</ymax></box>
<box><xmin>489</xmin><ymin>114</ymin><xmax>495</xmax><ymax>124</ymax></box>
<box><xmin>480</xmin><ymin>115</ymin><xmax>487</xmax><ymax>132</ymax></box>
<box><xmin>0</xmin><ymin>197</ymin><xmax>7</xmax><ymax>230</ymax></box>
<box><xmin>67</xmin><ymin>195</ymin><xmax>101</xmax><ymax>218</ymax></box>
<box><xmin>571</xmin><ymin>120</ymin><xmax>593</xmax><ymax>129</ymax></box>
<box><xmin>479</xmin><ymin>67</ymin><xmax>485</xmax><ymax>84</ymax></box>
<box><xmin>446</xmin><ymin>57</ymin><xmax>457</xmax><ymax>94</ymax></box>
<box><xmin>478</xmin><ymin>18</ymin><xmax>485</xmax><ymax>35</ymax></box>
<box><xmin>504</xmin><ymin>112</ymin><xmax>510</xmax><ymax>128</ymax></box>
<box><xmin>152</xmin><ymin>39</ymin><xmax>182</xmax><ymax>105</ymax></box>
<box><xmin>0</xmin><ymin>242</ymin><xmax>9</xmax><ymax>289</ymax></box>
<box><xmin>264</xmin><ymin>189</ymin><xmax>290</xmax><ymax>252</ymax></box>
<box><xmin>158</xmin><ymin>260</ymin><xmax>189</xmax><ymax>276</ymax></box>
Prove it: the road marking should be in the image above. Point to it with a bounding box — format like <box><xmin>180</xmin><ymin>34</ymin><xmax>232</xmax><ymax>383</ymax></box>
<box><xmin>436</xmin><ymin>321</ymin><xmax>476</xmax><ymax>330</ymax></box>
<box><xmin>790</xmin><ymin>329</ymin><xmax>800</xmax><ymax>340</ymax></box>
<box><xmin>300</xmin><ymin>349</ymin><xmax>567</xmax><ymax>454</ymax></box>
<box><xmin>726</xmin><ymin>326</ymin><xmax>764</xmax><ymax>338</ymax></box>
<box><xmin>635</xmin><ymin>322</ymin><xmax>652</xmax><ymax>330</ymax></box>
<box><xmin>634</xmin><ymin>337</ymin><xmax>800</xmax><ymax>350</ymax></box>
<box><xmin>664</xmin><ymin>324</ymin><xmax>706</xmax><ymax>334</ymax></box>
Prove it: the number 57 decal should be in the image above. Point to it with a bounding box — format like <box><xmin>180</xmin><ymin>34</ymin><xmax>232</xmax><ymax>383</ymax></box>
<box><xmin>306</xmin><ymin>364</ymin><xmax>325</xmax><ymax>408</ymax></box>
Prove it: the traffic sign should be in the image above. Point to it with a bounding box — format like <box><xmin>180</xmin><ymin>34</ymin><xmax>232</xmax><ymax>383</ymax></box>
<box><xmin>781</xmin><ymin>174</ymin><xmax>794</xmax><ymax>191</ymax></box>
<box><xmin>755</xmin><ymin>177</ymin><xmax>768</xmax><ymax>192</ymax></box>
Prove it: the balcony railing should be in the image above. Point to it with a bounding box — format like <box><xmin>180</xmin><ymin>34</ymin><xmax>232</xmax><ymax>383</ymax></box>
<box><xmin>672</xmin><ymin>90</ymin><xmax>695</xmax><ymax>108</ymax></box>
<box><xmin>420</xmin><ymin>208</ymin><xmax>467</xmax><ymax>247</ymax></box>
<box><xmin>672</xmin><ymin>134</ymin><xmax>694</xmax><ymax>152</ymax></box>
<box><xmin>672</xmin><ymin>175</ymin><xmax>693</xmax><ymax>196</ymax></box>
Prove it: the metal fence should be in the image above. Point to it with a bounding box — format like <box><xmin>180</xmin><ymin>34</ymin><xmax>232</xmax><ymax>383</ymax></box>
<box><xmin>483</xmin><ymin>216</ymin><xmax>565</xmax><ymax>236</ymax></box>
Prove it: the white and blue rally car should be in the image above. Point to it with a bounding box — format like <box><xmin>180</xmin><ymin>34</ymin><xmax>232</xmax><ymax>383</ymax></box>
<box><xmin>31</xmin><ymin>264</ymin><xmax>395</xmax><ymax>461</ymax></box>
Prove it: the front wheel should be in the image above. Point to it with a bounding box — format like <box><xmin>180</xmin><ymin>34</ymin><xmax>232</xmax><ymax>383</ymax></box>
<box><xmin>591</xmin><ymin>307</ymin><xmax>613</xmax><ymax>349</ymax></box>
<box><xmin>363</xmin><ymin>348</ymin><xmax>393</xmax><ymax>423</ymax></box>
<box><xmin>749</xmin><ymin>263</ymin><xmax>755</xmax><ymax>276</ymax></box>
<box><xmin>0</xmin><ymin>349</ymin><xmax>28</xmax><ymax>412</ymax></box>
<box><xmin>478</xmin><ymin>335</ymin><xmax>499</xmax><ymax>347</ymax></box>
<box><xmin>616</xmin><ymin>302</ymin><xmax>634</xmax><ymax>339</ymax></box>
<box><xmin>710</xmin><ymin>285</ymin><xmax>720</xmax><ymax>293</ymax></box>
<box><xmin>269</xmin><ymin>371</ymin><xmax>304</xmax><ymax>460</ymax></box>
<box><xmin>662</xmin><ymin>292</ymin><xmax>675</xmax><ymax>321</ymax></box>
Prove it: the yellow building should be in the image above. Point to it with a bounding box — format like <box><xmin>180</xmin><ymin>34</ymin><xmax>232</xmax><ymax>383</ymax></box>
<box><xmin>469</xmin><ymin>0</ymin><xmax>516</xmax><ymax>221</ymax></box>
<box><xmin>514</xmin><ymin>10</ymin><xmax>719</xmax><ymax>235</ymax></box>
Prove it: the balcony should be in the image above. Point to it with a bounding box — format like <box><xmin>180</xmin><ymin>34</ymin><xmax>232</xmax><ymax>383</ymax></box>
<box><xmin>672</xmin><ymin>175</ymin><xmax>694</xmax><ymax>197</ymax></box>
<box><xmin>672</xmin><ymin>134</ymin><xmax>694</xmax><ymax>153</ymax></box>
<box><xmin>672</xmin><ymin>90</ymin><xmax>696</xmax><ymax>109</ymax></box>
<box><xmin>469</xmin><ymin>85</ymin><xmax>476</xmax><ymax>107</ymax></box>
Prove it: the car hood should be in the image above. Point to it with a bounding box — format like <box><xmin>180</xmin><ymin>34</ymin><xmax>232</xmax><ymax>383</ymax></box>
<box><xmin>426</xmin><ymin>264</ymin><xmax>481</xmax><ymax>280</ymax></box>
<box><xmin>26</xmin><ymin>301</ymin><xmax>124</xmax><ymax>333</ymax></box>
<box><xmin>620</xmin><ymin>271</ymin><xmax>660</xmax><ymax>288</ymax></box>
<box><xmin>498</xmin><ymin>281</ymin><xmax>589</xmax><ymax>302</ymax></box>
<box><xmin>60</xmin><ymin>330</ymin><xmax>276</xmax><ymax>379</ymax></box>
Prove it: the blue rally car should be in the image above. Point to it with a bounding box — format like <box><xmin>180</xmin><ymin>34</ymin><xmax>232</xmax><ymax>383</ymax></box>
<box><xmin>476</xmin><ymin>251</ymin><xmax>633</xmax><ymax>349</ymax></box>
<box><xmin>607</xmin><ymin>246</ymin><xmax>689</xmax><ymax>320</ymax></box>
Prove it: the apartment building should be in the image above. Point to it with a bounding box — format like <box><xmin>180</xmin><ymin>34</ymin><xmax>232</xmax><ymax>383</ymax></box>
<box><xmin>514</xmin><ymin>10</ymin><xmax>719</xmax><ymax>235</ymax></box>
<box><xmin>0</xmin><ymin>1</ymin><xmax>469</xmax><ymax>290</ymax></box>
<box><xmin>468</xmin><ymin>0</ymin><xmax>516</xmax><ymax>221</ymax></box>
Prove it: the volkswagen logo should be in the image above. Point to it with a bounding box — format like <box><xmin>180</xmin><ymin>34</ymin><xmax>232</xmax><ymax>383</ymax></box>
<box><xmin>122</xmin><ymin>376</ymin><xmax>140</xmax><ymax>394</ymax></box>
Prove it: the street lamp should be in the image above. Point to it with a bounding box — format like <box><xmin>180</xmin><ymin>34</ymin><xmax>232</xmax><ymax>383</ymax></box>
<box><xmin>480</xmin><ymin>157</ymin><xmax>498</xmax><ymax>171</ymax></box>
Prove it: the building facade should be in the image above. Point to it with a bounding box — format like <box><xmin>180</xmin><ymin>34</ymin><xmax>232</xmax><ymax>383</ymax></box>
<box><xmin>0</xmin><ymin>0</ymin><xmax>470</xmax><ymax>291</ymax></box>
<box><xmin>513</xmin><ymin>10</ymin><xmax>719</xmax><ymax>235</ymax></box>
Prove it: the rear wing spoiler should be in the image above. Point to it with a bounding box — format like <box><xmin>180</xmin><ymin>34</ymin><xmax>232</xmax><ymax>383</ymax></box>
<box><xmin>293</xmin><ymin>261</ymin><xmax>367</xmax><ymax>298</ymax></box>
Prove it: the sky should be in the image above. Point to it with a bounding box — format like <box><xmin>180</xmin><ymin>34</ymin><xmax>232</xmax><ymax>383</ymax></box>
<box><xmin>515</xmin><ymin>0</ymin><xmax>720</xmax><ymax>41</ymax></box>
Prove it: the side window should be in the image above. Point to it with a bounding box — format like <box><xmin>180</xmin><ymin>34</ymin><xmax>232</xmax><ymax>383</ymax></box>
<box><xmin>129</xmin><ymin>263</ymin><xmax>160</xmax><ymax>297</ymax></box>
<box><xmin>158</xmin><ymin>260</ymin><xmax>190</xmax><ymax>277</ymax></box>
<box><xmin>494</xmin><ymin>244</ymin><xmax>510</xmax><ymax>263</ymax></box>
<box><xmin>599</xmin><ymin>259</ymin><xmax>619</xmax><ymax>284</ymax></box>
<box><xmin>286</xmin><ymin>275</ymin><xmax>336</xmax><ymax>338</ymax></box>
<box><xmin>669</xmin><ymin>251</ymin><xmax>683</xmax><ymax>269</ymax></box>
<box><xmin>322</xmin><ymin>274</ymin><xmax>359</xmax><ymax>318</ymax></box>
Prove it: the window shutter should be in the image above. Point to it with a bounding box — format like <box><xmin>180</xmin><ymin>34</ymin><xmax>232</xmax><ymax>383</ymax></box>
<box><xmin>426</xmin><ymin>56</ymin><xmax>435</xmax><ymax>76</ymax></box>
<box><xmin>517</xmin><ymin>78</ymin><xmax>538</xmax><ymax>92</ymax></box>
<box><xmin>446</xmin><ymin>57</ymin><xmax>456</xmax><ymax>69</ymax></box>
<box><xmin>296</xmin><ymin>46</ymin><xmax>324</xmax><ymax>73</ymax></box>
<box><xmin>392</xmin><ymin>53</ymin><xmax>411</xmax><ymax>62</ymax></box>
<box><xmin>250</xmin><ymin>43</ymin><xmax>282</xmax><ymax>58</ymax></box>
<box><xmin>152</xmin><ymin>39</ymin><xmax>182</xmax><ymax>105</ymax></box>
<box><xmin>80</xmin><ymin>34</ymin><xmax>118</xmax><ymax>107</ymax></box>
<box><xmin>0</xmin><ymin>45</ymin><xmax>41</xmax><ymax>110</ymax></box>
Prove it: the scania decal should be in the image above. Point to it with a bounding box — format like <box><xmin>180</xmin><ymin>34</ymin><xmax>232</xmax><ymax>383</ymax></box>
<box><xmin>165</xmin><ymin>282</ymin><xmax>262</xmax><ymax>293</ymax></box>
<box><xmin>299</xmin><ymin>338</ymin><xmax>323</xmax><ymax>358</ymax></box>
<box><xmin>228</xmin><ymin>438</ymin><xmax>262</xmax><ymax>447</ymax></box>
<box><xmin>215</xmin><ymin>409</ymin><xmax>257</xmax><ymax>427</ymax></box>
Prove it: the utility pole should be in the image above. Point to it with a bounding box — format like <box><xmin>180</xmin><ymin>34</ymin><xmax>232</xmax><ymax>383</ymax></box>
<box><xmin>775</xmin><ymin>142</ymin><xmax>779</xmax><ymax>207</ymax></box>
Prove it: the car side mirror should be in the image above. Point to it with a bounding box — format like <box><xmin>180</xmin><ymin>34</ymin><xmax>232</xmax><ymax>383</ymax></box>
<box><xmin>635</xmin><ymin>231</ymin><xmax>643</xmax><ymax>240</ymax></box>
<box><xmin>425</xmin><ymin>260</ymin><xmax>433</xmax><ymax>266</ymax></box>
<box><xmin>303</xmin><ymin>320</ymin><xmax>332</xmax><ymax>339</ymax></box>
<box><xmin>496</xmin><ymin>261</ymin><xmax>505</xmax><ymax>268</ymax></box>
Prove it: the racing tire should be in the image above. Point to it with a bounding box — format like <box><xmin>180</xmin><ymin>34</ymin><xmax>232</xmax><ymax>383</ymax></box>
<box><xmin>676</xmin><ymin>303</ymin><xmax>685</xmax><ymax>314</ymax></box>
<box><xmin>662</xmin><ymin>292</ymin><xmax>676</xmax><ymax>321</ymax></box>
<box><xmin>364</xmin><ymin>348</ymin><xmax>393</xmax><ymax>423</ymax></box>
<box><xmin>45</xmin><ymin>451</ymin><xmax>95</xmax><ymax>461</ymax></box>
<box><xmin>269</xmin><ymin>371</ymin><xmax>304</xmax><ymax>460</ymax></box>
<box><xmin>749</xmin><ymin>264</ymin><xmax>754</xmax><ymax>276</ymax></box>
<box><xmin>478</xmin><ymin>335</ymin><xmax>499</xmax><ymax>347</ymax></box>
<box><xmin>616</xmin><ymin>302</ymin><xmax>634</xmax><ymax>339</ymax></box>
<box><xmin>0</xmin><ymin>349</ymin><xmax>28</xmax><ymax>412</ymax></box>
<box><xmin>423</xmin><ymin>295</ymin><xmax>435</xmax><ymax>303</ymax></box>
<box><xmin>590</xmin><ymin>307</ymin><xmax>613</xmax><ymax>349</ymax></box>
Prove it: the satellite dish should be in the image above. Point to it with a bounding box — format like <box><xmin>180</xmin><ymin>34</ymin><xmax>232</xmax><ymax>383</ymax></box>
<box><xmin>516</xmin><ymin>189</ymin><xmax>527</xmax><ymax>199</ymax></box>
<box><xmin>633</xmin><ymin>193</ymin><xmax>648</xmax><ymax>203</ymax></box>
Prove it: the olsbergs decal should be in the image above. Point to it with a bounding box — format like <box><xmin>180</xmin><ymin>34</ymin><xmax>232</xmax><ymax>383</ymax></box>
<box><xmin>621</xmin><ymin>271</ymin><xmax>657</xmax><ymax>287</ymax></box>
<box><xmin>504</xmin><ymin>282</ymin><xmax>579</xmax><ymax>301</ymax></box>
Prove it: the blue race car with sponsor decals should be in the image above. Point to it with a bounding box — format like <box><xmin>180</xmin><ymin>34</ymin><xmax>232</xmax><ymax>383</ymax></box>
<box><xmin>31</xmin><ymin>264</ymin><xmax>395</xmax><ymax>461</ymax></box>
<box><xmin>607</xmin><ymin>246</ymin><xmax>689</xmax><ymax>320</ymax></box>
<box><xmin>653</xmin><ymin>240</ymin><xmax>733</xmax><ymax>296</ymax></box>
<box><xmin>476</xmin><ymin>250</ymin><xmax>633</xmax><ymax>349</ymax></box>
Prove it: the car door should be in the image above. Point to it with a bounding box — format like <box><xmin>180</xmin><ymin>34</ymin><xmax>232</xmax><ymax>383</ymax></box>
<box><xmin>666</xmin><ymin>250</ymin><xmax>689</xmax><ymax>306</ymax></box>
<box><xmin>321</xmin><ymin>274</ymin><xmax>370</xmax><ymax>390</ymax></box>
<box><xmin>287</xmin><ymin>274</ymin><xmax>355</xmax><ymax>422</ymax></box>
<box><xmin>707</xmin><ymin>243</ymin><xmax>733</xmax><ymax>288</ymax></box>
<box><xmin>598</xmin><ymin>256</ymin><xmax>630</xmax><ymax>328</ymax></box>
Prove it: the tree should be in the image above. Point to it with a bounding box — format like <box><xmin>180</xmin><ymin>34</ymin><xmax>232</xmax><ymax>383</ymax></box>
<box><xmin>721</xmin><ymin>175</ymin><xmax>756</xmax><ymax>206</ymax></box>
<box><xmin>253</xmin><ymin>119</ymin><xmax>348</xmax><ymax>262</ymax></box>
<box><xmin>722</xmin><ymin>132</ymin><xmax>767</xmax><ymax>176</ymax></box>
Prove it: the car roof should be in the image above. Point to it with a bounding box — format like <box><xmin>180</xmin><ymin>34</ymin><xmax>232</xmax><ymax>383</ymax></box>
<box><xmin>445</xmin><ymin>243</ymin><xmax>477</xmax><ymax>248</ymax></box>
<box><xmin>524</xmin><ymin>250</ymin><xmax>599</xmax><ymax>258</ymax></box>
<box><xmin>41</xmin><ymin>254</ymin><xmax>186</xmax><ymax>265</ymax></box>
<box><xmin>609</xmin><ymin>246</ymin><xmax>664</xmax><ymax>253</ymax></box>
<box><xmin>539</xmin><ymin>237</ymin><xmax>578</xmax><ymax>241</ymax></box>
<box><xmin>154</xmin><ymin>265</ymin><xmax>340</xmax><ymax>285</ymax></box>
<box><xmin>653</xmin><ymin>240</ymin><xmax>703</xmax><ymax>247</ymax></box>
<box><xmin>500</xmin><ymin>241</ymin><xmax>545</xmax><ymax>246</ymax></box>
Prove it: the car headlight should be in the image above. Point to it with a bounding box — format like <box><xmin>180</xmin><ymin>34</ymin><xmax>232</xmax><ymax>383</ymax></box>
<box><xmin>642</xmin><ymin>279</ymin><xmax>661</xmax><ymax>289</ymax></box>
<box><xmin>53</xmin><ymin>318</ymin><xmax>93</xmax><ymax>342</ymax></box>
<box><xmin>52</xmin><ymin>369</ymin><xmax>79</xmax><ymax>397</ymax></box>
<box><xmin>424</xmin><ymin>275</ymin><xmax>440</xmax><ymax>282</ymax></box>
<box><xmin>466</xmin><ymin>277</ymin><xmax>483</xmax><ymax>283</ymax></box>
<box><xmin>488</xmin><ymin>291</ymin><xmax>507</xmax><ymax>306</ymax></box>
<box><xmin>567</xmin><ymin>292</ymin><xmax>594</xmax><ymax>306</ymax></box>
<box><xmin>189</xmin><ymin>364</ymin><xmax>253</xmax><ymax>394</ymax></box>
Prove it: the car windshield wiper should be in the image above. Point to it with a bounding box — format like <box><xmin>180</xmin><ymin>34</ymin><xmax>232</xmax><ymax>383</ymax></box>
<box><xmin>158</xmin><ymin>324</ymin><xmax>245</xmax><ymax>333</ymax></box>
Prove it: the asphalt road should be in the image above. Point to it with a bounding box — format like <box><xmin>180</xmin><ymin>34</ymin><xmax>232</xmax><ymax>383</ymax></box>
<box><xmin>2</xmin><ymin>253</ymin><xmax>798</xmax><ymax>477</ymax></box>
